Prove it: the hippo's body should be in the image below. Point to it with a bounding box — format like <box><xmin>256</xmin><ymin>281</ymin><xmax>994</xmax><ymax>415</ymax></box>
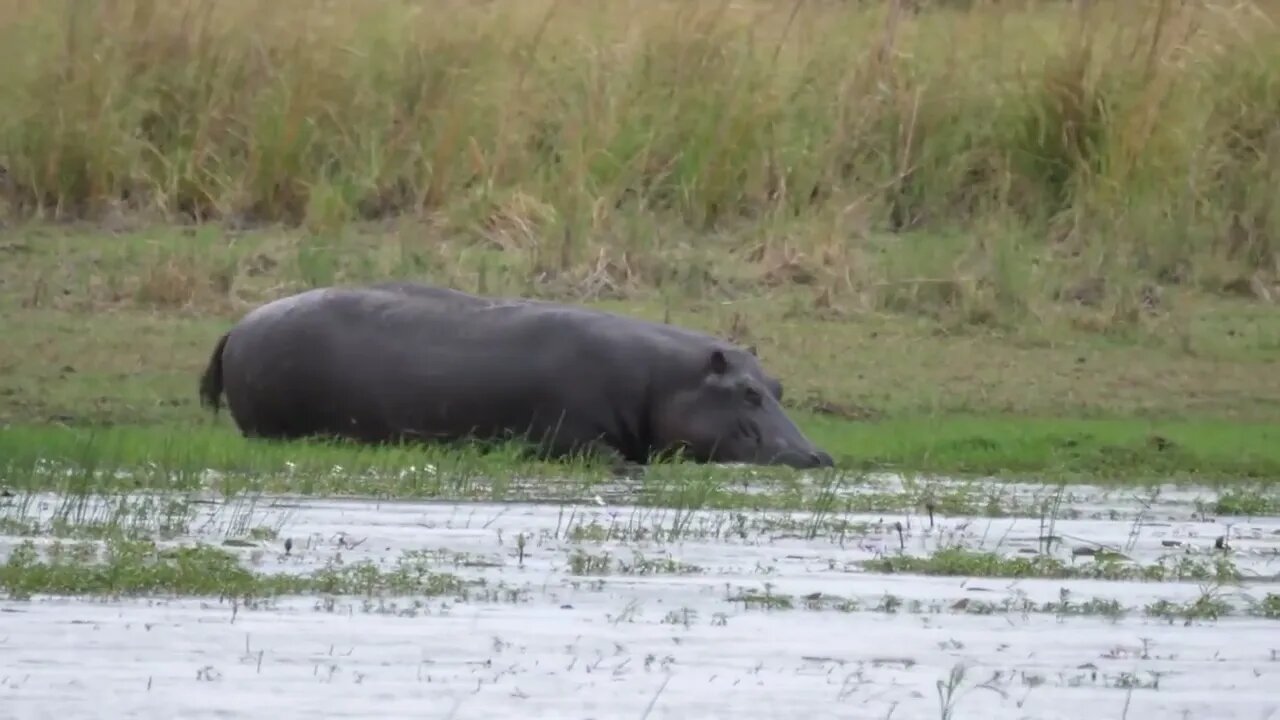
<box><xmin>198</xmin><ymin>282</ymin><xmax>833</xmax><ymax>470</ymax></box>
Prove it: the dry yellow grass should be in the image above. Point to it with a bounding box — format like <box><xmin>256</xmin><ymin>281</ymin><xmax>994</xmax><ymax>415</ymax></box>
<box><xmin>0</xmin><ymin>0</ymin><xmax>1276</xmax><ymax>308</ymax></box>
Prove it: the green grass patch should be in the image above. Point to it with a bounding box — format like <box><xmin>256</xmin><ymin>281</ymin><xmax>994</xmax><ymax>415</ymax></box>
<box><xmin>804</xmin><ymin>414</ymin><xmax>1280</xmax><ymax>481</ymax></box>
<box><xmin>565</xmin><ymin>549</ymin><xmax>704</xmax><ymax>577</ymax></box>
<box><xmin>4</xmin><ymin>223</ymin><xmax>1279</xmax><ymax>448</ymax></box>
<box><xmin>862</xmin><ymin>547</ymin><xmax>1245</xmax><ymax>584</ymax></box>
<box><xmin>4</xmin><ymin>416</ymin><xmax>1280</xmax><ymax>499</ymax></box>
<box><xmin>0</xmin><ymin>538</ymin><xmax>473</xmax><ymax>601</ymax></box>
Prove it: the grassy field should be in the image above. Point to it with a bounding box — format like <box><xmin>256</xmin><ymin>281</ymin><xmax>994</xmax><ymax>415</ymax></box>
<box><xmin>1</xmin><ymin>0</ymin><xmax>1279</xmax><ymax>487</ymax></box>
<box><xmin>4</xmin><ymin>220</ymin><xmax>1279</xmax><ymax>486</ymax></box>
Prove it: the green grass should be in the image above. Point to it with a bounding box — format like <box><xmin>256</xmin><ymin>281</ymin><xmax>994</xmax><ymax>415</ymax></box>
<box><xmin>5</xmin><ymin>416</ymin><xmax>1280</xmax><ymax>487</ymax></box>
<box><xmin>2</xmin><ymin>224</ymin><xmax>1279</xmax><ymax>490</ymax></box>
<box><xmin>3</xmin><ymin>419</ymin><xmax>1280</xmax><ymax>524</ymax></box>
<box><xmin>860</xmin><ymin>547</ymin><xmax>1244</xmax><ymax>584</ymax></box>
<box><xmin>0</xmin><ymin>537</ymin><xmax>472</xmax><ymax>601</ymax></box>
<box><xmin>6</xmin><ymin>223</ymin><xmax>1277</xmax><ymax>422</ymax></box>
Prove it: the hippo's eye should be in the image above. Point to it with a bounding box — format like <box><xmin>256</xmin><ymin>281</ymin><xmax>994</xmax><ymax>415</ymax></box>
<box><xmin>744</xmin><ymin>387</ymin><xmax>763</xmax><ymax>407</ymax></box>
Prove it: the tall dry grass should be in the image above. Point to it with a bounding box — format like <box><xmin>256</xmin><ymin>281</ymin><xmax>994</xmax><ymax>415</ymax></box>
<box><xmin>0</xmin><ymin>0</ymin><xmax>1277</xmax><ymax>307</ymax></box>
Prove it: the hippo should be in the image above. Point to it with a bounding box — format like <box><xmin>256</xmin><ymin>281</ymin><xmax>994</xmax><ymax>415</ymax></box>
<box><xmin>197</xmin><ymin>281</ymin><xmax>834</xmax><ymax>470</ymax></box>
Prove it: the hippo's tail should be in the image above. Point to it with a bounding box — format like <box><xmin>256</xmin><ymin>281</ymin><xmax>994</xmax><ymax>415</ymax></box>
<box><xmin>198</xmin><ymin>331</ymin><xmax>230</xmax><ymax>415</ymax></box>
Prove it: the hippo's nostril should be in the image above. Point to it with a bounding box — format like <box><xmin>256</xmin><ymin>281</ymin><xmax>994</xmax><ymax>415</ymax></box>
<box><xmin>812</xmin><ymin>450</ymin><xmax>835</xmax><ymax>468</ymax></box>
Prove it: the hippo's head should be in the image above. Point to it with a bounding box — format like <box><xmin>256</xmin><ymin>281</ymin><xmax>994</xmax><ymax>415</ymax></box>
<box><xmin>651</xmin><ymin>348</ymin><xmax>835</xmax><ymax>470</ymax></box>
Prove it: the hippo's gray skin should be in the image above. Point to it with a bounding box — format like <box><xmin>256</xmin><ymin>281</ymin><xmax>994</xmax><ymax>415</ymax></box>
<box><xmin>198</xmin><ymin>282</ymin><xmax>834</xmax><ymax>470</ymax></box>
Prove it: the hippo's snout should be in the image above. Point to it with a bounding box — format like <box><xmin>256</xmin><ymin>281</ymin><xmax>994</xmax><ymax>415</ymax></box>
<box><xmin>768</xmin><ymin>447</ymin><xmax>836</xmax><ymax>470</ymax></box>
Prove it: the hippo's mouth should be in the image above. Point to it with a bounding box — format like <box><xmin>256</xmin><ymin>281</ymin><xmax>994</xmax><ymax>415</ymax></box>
<box><xmin>732</xmin><ymin>416</ymin><xmax>832</xmax><ymax>470</ymax></box>
<box><xmin>763</xmin><ymin>447</ymin><xmax>835</xmax><ymax>469</ymax></box>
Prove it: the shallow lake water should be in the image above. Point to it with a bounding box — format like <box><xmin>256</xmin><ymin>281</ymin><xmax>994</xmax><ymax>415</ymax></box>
<box><xmin>2</xmin><ymin>478</ymin><xmax>1279</xmax><ymax>720</ymax></box>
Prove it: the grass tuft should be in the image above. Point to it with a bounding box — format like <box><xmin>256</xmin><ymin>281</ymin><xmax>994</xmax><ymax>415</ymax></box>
<box><xmin>863</xmin><ymin>546</ymin><xmax>1244</xmax><ymax>584</ymax></box>
<box><xmin>0</xmin><ymin>537</ymin><xmax>470</xmax><ymax>601</ymax></box>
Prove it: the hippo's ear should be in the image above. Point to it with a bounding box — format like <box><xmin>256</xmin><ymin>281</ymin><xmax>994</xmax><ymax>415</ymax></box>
<box><xmin>745</xmin><ymin>344</ymin><xmax>758</xmax><ymax>357</ymax></box>
<box><xmin>706</xmin><ymin>349</ymin><xmax>729</xmax><ymax>376</ymax></box>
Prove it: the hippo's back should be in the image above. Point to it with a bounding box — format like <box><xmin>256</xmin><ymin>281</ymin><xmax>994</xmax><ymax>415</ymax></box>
<box><xmin>215</xmin><ymin>284</ymin><xmax>710</xmax><ymax>441</ymax></box>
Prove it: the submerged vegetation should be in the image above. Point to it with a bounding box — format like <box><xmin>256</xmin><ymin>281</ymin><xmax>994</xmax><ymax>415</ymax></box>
<box><xmin>0</xmin><ymin>538</ymin><xmax>470</xmax><ymax>601</ymax></box>
<box><xmin>861</xmin><ymin>546</ymin><xmax>1246</xmax><ymax>584</ymax></box>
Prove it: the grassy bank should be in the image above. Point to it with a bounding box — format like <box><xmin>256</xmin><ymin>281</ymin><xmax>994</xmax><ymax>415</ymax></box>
<box><xmin>5</xmin><ymin>414</ymin><xmax>1280</xmax><ymax>497</ymax></box>
<box><xmin>5</xmin><ymin>223</ymin><xmax>1280</xmax><ymax>420</ymax></box>
<box><xmin>3</xmin><ymin>223</ymin><xmax>1280</xmax><ymax>485</ymax></box>
<box><xmin>1</xmin><ymin>0</ymin><xmax>1279</xmax><ymax>485</ymax></box>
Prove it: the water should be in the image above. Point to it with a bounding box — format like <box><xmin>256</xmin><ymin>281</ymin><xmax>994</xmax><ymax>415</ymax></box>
<box><xmin>2</xmin><ymin>480</ymin><xmax>1279</xmax><ymax>720</ymax></box>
